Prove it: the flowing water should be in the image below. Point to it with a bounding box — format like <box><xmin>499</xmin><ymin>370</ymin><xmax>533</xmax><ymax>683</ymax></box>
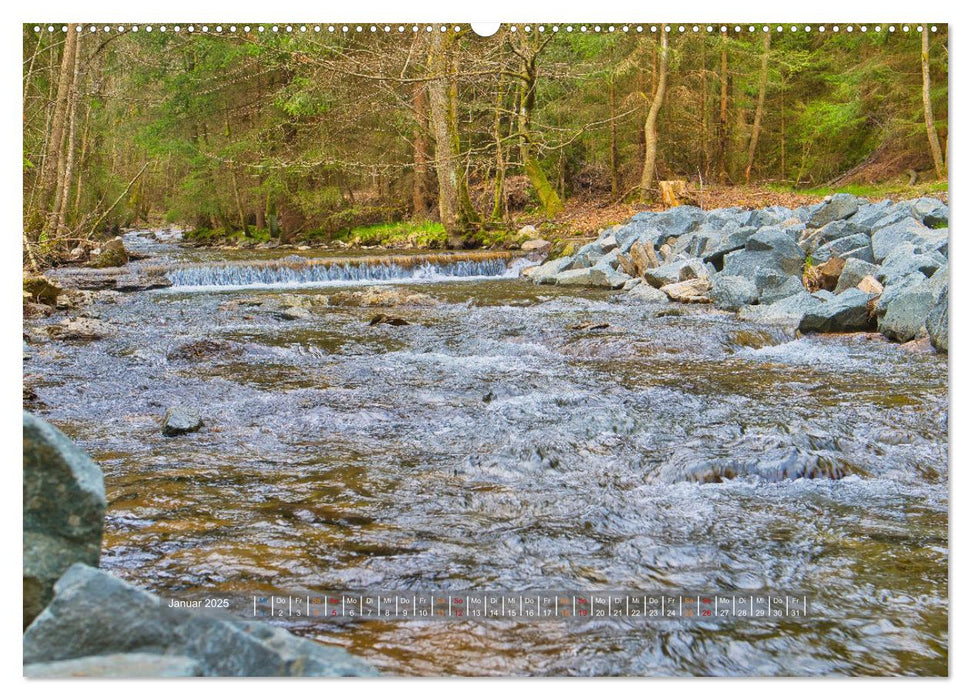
<box><xmin>25</xmin><ymin>232</ymin><xmax>948</xmax><ymax>676</ymax></box>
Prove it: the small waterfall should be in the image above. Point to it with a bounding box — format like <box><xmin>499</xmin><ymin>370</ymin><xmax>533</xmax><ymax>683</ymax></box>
<box><xmin>165</xmin><ymin>252</ymin><xmax>531</xmax><ymax>290</ymax></box>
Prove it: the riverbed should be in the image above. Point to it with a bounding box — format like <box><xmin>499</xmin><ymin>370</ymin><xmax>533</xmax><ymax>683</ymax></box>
<box><xmin>24</xmin><ymin>232</ymin><xmax>948</xmax><ymax>676</ymax></box>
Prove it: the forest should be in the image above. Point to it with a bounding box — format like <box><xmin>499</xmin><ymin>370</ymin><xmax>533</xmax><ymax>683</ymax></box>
<box><xmin>22</xmin><ymin>23</ymin><xmax>948</xmax><ymax>265</ymax></box>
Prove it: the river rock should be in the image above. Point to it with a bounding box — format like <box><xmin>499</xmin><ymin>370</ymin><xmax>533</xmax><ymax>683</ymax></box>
<box><xmin>908</xmin><ymin>197</ymin><xmax>949</xmax><ymax>228</ymax></box>
<box><xmin>23</xmin><ymin>564</ymin><xmax>376</xmax><ymax>677</ymax></box>
<box><xmin>660</xmin><ymin>278</ymin><xmax>712</xmax><ymax>303</ymax></box>
<box><xmin>627</xmin><ymin>283</ymin><xmax>669</xmax><ymax>303</ymax></box>
<box><xmin>857</xmin><ymin>275</ymin><xmax>884</xmax><ymax>296</ymax></box>
<box><xmin>834</xmin><ymin>258</ymin><xmax>880</xmax><ymax>294</ymax></box>
<box><xmin>755</xmin><ymin>269</ymin><xmax>806</xmax><ymax>305</ymax></box>
<box><xmin>520</xmin><ymin>238</ymin><xmax>551</xmax><ymax>253</ymax></box>
<box><xmin>800</xmin><ymin>288</ymin><xmax>876</xmax><ymax>333</ymax></box>
<box><xmin>723</xmin><ymin>228</ymin><xmax>805</xmax><ymax>278</ymax></box>
<box><xmin>24</xmin><ymin>276</ymin><xmax>63</xmax><ymax>306</ymax></box>
<box><xmin>25</xmin><ymin>653</ymin><xmax>203</xmax><ymax>678</ymax></box>
<box><xmin>807</xmin><ymin>193</ymin><xmax>861</xmax><ymax>228</ymax></box>
<box><xmin>810</xmin><ymin>257</ymin><xmax>845</xmax><ymax>292</ymax></box>
<box><xmin>654</xmin><ymin>206</ymin><xmax>706</xmax><ymax>237</ymax></box>
<box><xmin>799</xmin><ymin>220</ymin><xmax>868</xmax><ymax>254</ymax></box>
<box><xmin>925</xmin><ymin>284</ymin><xmax>948</xmax><ymax>353</ymax></box>
<box><xmin>530</xmin><ymin>256</ymin><xmax>572</xmax><ymax>285</ymax></box>
<box><xmin>23</xmin><ymin>412</ymin><xmax>106</xmax><ymax>629</ymax></box>
<box><xmin>877</xmin><ymin>278</ymin><xmax>936</xmax><ymax>342</ymax></box>
<box><xmin>628</xmin><ymin>240</ymin><xmax>660</xmax><ymax>276</ymax></box>
<box><xmin>811</xmin><ymin>233</ymin><xmax>872</xmax><ymax>264</ymax></box>
<box><xmin>711</xmin><ymin>275</ymin><xmax>758</xmax><ymax>311</ymax></box>
<box><xmin>643</xmin><ymin>258</ymin><xmax>707</xmax><ymax>288</ymax></box>
<box><xmin>47</xmin><ymin>317</ymin><xmax>111</xmax><ymax>342</ymax></box>
<box><xmin>876</xmin><ymin>242</ymin><xmax>945</xmax><ymax>286</ymax></box>
<box><xmin>871</xmin><ymin>217</ymin><xmax>941</xmax><ymax>263</ymax></box>
<box><xmin>277</xmin><ymin>306</ymin><xmax>312</xmax><ymax>321</ymax></box>
<box><xmin>739</xmin><ymin>291</ymin><xmax>824</xmax><ymax>330</ymax></box>
<box><xmin>554</xmin><ymin>267</ymin><xmax>630</xmax><ymax>289</ymax></box>
<box><xmin>848</xmin><ymin>199</ymin><xmax>894</xmax><ymax>229</ymax></box>
<box><xmin>162</xmin><ymin>407</ymin><xmax>203</xmax><ymax>437</ymax></box>
<box><xmin>90</xmin><ymin>237</ymin><xmax>129</xmax><ymax>268</ymax></box>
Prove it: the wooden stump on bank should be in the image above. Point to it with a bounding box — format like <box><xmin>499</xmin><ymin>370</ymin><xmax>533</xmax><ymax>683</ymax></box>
<box><xmin>659</xmin><ymin>180</ymin><xmax>697</xmax><ymax>208</ymax></box>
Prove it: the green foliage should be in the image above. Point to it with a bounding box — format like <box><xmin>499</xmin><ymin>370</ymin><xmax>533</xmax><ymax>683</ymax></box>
<box><xmin>334</xmin><ymin>220</ymin><xmax>447</xmax><ymax>248</ymax></box>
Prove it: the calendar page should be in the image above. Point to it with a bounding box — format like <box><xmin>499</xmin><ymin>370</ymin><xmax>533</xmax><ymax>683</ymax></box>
<box><xmin>21</xmin><ymin>15</ymin><xmax>949</xmax><ymax>680</ymax></box>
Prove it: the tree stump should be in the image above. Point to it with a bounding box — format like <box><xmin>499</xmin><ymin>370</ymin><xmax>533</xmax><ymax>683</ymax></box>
<box><xmin>659</xmin><ymin>180</ymin><xmax>693</xmax><ymax>208</ymax></box>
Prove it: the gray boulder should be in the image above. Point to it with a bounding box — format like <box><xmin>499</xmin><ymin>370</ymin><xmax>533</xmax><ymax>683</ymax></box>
<box><xmin>660</xmin><ymin>278</ymin><xmax>712</xmax><ymax>303</ymax></box>
<box><xmin>908</xmin><ymin>197</ymin><xmax>948</xmax><ymax>228</ymax></box>
<box><xmin>800</xmin><ymin>220</ymin><xmax>869</xmax><ymax>253</ymax></box>
<box><xmin>711</xmin><ymin>275</ymin><xmax>758</xmax><ymax>311</ymax></box>
<box><xmin>530</xmin><ymin>256</ymin><xmax>572</xmax><ymax>285</ymax></box>
<box><xmin>871</xmin><ymin>217</ymin><xmax>941</xmax><ymax>262</ymax></box>
<box><xmin>848</xmin><ymin>199</ymin><xmax>894</xmax><ymax>228</ymax></box>
<box><xmin>654</xmin><ymin>206</ymin><xmax>706</xmax><ymax>237</ymax></box>
<box><xmin>800</xmin><ymin>288</ymin><xmax>876</xmax><ymax>332</ymax></box>
<box><xmin>627</xmin><ymin>283</ymin><xmax>669</xmax><ymax>303</ymax></box>
<box><xmin>755</xmin><ymin>269</ymin><xmax>806</xmax><ymax>305</ymax></box>
<box><xmin>162</xmin><ymin>407</ymin><xmax>203</xmax><ymax>437</ymax></box>
<box><xmin>23</xmin><ymin>564</ymin><xmax>376</xmax><ymax>677</ymax></box>
<box><xmin>739</xmin><ymin>291</ymin><xmax>824</xmax><ymax>330</ymax></box>
<box><xmin>723</xmin><ymin>227</ymin><xmax>805</xmax><ymax>278</ymax></box>
<box><xmin>643</xmin><ymin>258</ymin><xmax>708</xmax><ymax>288</ymax></box>
<box><xmin>925</xmin><ymin>284</ymin><xmax>948</xmax><ymax>353</ymax></box>
<box><xmin>876</xmin><ymin>242</ymin><xmax>946</xmax><ymax>286</ymax></box>
<box><xmin>569</xmin><ymin>241</ymin><xmax>605</xmax><ymax>269</ymax></box>
<box><xmin>23</xmin><ymin>413</ymin><xmax>106</xmax><ymax>629</ymax></box>
<box><xmin>834</xmin><ymin>258</ymin><xmax>879</xmax><ymax>294</ymax></box>
<box><xmin>807</xmin><ymin>193</ymin><xmax>861</xmax><ymax>228</ymax></box>
<box><xmin>554</xmin><ymin>267</ymin><xmax>630</xmax><ymax>289</ymax></box>
<box><xmin>25</xmin><ymin>653</ymin><xmax>203</xmax><ymax>678</ymax></box>
<box><xmin>811</xmin><ymin>233</ymin><xmax>872</xmax><ymax>264</ymax></box>
<box><xmin>878</xmin><ymin>278</ymin><xmax>937</xmax><ymax>342</ymax></box>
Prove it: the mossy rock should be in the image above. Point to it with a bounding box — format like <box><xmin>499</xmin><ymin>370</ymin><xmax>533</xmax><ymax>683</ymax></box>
<box><xmin>23</xmin><ymin>276</ymin><xmax>63</xmax><ymax>306</ymax></box>
<box><xmin>90</xmin><ymin>237</ymin><xmax>129</xmax><ymax>268</ymax></box>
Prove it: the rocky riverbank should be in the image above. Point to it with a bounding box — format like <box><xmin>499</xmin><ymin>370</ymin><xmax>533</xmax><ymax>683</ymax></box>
<box><xmin>22</xmin><ymin>411</ymin><xmax>376</xmax><ymax>677</ymax></box>
<box><xmin>524</xmin><ymin>194</ymin><xmax>948</xmax><ymax>353</ymax></box>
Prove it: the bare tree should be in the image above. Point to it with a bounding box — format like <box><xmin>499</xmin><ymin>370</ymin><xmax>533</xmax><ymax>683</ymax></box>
<box><xmin>744</xmin><ymin>31</ymin><xmax>770</xmax><ymax>185</ymax></box>
<box><xmin>921</xmin><ymin>25</ymin><xmax>946</xmax><ymax>179</ymax></box>
<box><xmin>639</xmin><ymin>29</ymin><xmax>668</xmax><ymax>200</ymax></box>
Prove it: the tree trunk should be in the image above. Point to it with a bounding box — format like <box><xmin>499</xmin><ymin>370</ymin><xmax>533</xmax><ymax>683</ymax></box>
<box><xmin>608</xmin><ymin>77</ymin><xmax>619</xmax><ymax>198</ymax></box>
<box><xmin>37</xmin><ymin>24</ymin><xmax>78</xmax><ymax>241</ymax></box>
<box><xmin>516</xmin><ymin>37</ymin><xmax>563</xmax><ymax>218</ymax></box>
<box><xmin>427</xmin><ymin>30</ymin><xmax>472</xmax><ymax>247</ymax></box>
<box><xmin>411</xmin><ymin>82</ymin><xmax>431</xmax><ymax>218</ymax></box>
<box><xmin>921</xmin><ymin>25</ymin><xmax>946</xmax><ymax>179</ymax></box>
<box><xmin>45</xmin><ymin>31</ymin><xmax>82</xmax><ymax>244</ymax></box>
<box><xmin>744</xmin><ymin>32</ymin><xmax>770</xmax><ymax>185</ymax></box>
<box><xmin>639</xmin><ymin>30</ymin><xmax>668</xmax><ymax>200</ymax></box>
<box><xmin>718</xmin><ymin>35</ymin><xmax>729</xmax><ymax>182</ymax></box>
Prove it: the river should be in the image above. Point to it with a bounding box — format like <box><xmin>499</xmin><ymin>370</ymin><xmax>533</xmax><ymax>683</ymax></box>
<box><xmin>24</xmin><ymin>231</ymin><xmax>948</xmax><ymax>676</ymax></box>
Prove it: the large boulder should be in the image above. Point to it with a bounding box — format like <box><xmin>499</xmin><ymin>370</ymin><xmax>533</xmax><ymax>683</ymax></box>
<box><xmin>643</xmin><ymin>258</ymin><xmax>707</xmax><ymax>288</ymax></box>
<box><xmin>654</xmin><ymin>206</ymin><xmax>706</xmax><ymax>237</ymax></box>
<box><xmin>811</xmin><ymin>233</ymin><xmax>872</xmax><ymax>264</ymax></box>
<box><xmin>871</xmin><ymin>218</ymin><xmax>944</xmax><ymax>263</ymax></box>
<box><xmin>800</xmin><ymin>288</ymin><xmax>876</xmax><ymax>333</ymax></box>
<box><xmin>755</xmin><ymin>269</ymin><xmax>806</xmax><ymax>305</ymax></box>
<box><xmin>723</xmin><ymin>227</ymin><xmax>805</xmax><ymax>279</ymax></box>
<box><xmin>23</xmin><ymin>412</ymin><xmax>106</xmax><ymax>629</ymax></box>
<box><xmin>848</xmin><ymin>199</ymin><xmax>895</xmax><ymax>229</ymax></box>
<box><xmin>89</xmin><ymin>237</ymin><xmax>129</xmax><ymax>269</ymax></box>
<box><xmin>23</xmin><ymin>564</ymin><xmax>376</xmax><ymax>677</ymax></box>
<box><xmin>739</xmin><ymin>291</ymin><xmax>824</xmax><ymax>330</ymax></box>
<box><xmin>627</xmin><ymin>282</ymin><xmax>670</xmax><ymax>303</ymax></box>
<box><xmin>925</xmin><ymin>284</ymin><xmax>948</xmax><ymax>353</ymax></box>
<box><xmin>25</xmin><ymin>653</ymin><xmax>203</xmax><ymax>678</ymax></box>
<box><xmin>878</xmin><ymin>278</ymin><xmax>937</xmax><ymax>342</ymax></box>
<box><xmin>799</xmin><ymin>220</ymin><xmax>868</xmax><ymax>254</ymax></box>
<box><xmin>554</xmin><ymin>267</ymin><xmax>630</xmax><ymax>289</ymax></box>
<box><xmin>876</xmin><ymin>242</ymin><xmax>946</xmax><ymax>287</ymax></box>
<box><xmin>908</xmin><ymin>197</ymin><xmax>948</xmax><ymax>228</ymax></box>
<box><xmin>660</xmin><ymin>278</ymin><xmax>712</xmax><ymax>303</ymax></box>
<box><xmin>711</xmin><ymin>275</ymin><xmax>758</xmax><ymax>311</ymax></box>
<box><xmin>834</xmin><ymin>258</ymin><xmax>880</xmax><ymax>294</ymax></box>
<box><xmin>807</xmin><ymin>193</ymin><xmax>861</xmax><ymax>228</ymax></box>
<box><xmin>530</xmin><ymin>256</ymin><xmax>572</xmax><ymax>285</ymax></box>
